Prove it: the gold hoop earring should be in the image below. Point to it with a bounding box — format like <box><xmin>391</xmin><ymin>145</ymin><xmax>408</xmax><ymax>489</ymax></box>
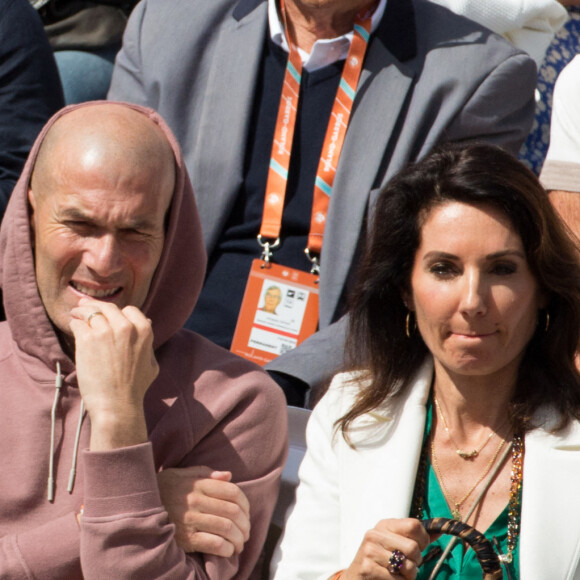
<box><xmin>544</xmin><ymin>311</ymin><xmax>550</xmax><ymax>332</ymax></box>
<box><xmin>405</xmin><ymin>311</ymin><xmax>413</xmax><ymax>338</ymax></box>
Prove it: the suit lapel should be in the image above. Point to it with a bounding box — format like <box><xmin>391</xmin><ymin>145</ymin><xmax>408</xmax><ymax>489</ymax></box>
<box><xmin>341</xmin><ymin>361</ymin><xmax>432</xmax><ymax>554</ymax></box>
<box><xmin>191</xmin><ymin>1</ymin><xmax>268</xmax><ymax>252</ymax></box>
<box><xmin>320</xmin><ymin>0</ymin><xmax>417</xmax><ymax>324</ymax></box>
<box><xmin>520</xmin><ymin>420</ymin><xmax>580</xmax><ymax>579</ymax></box>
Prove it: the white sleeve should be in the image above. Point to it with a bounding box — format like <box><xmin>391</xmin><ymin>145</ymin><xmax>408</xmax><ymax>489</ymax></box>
<box><xmin>271</xmin><ymin>379</ymin><xmax>346</xmax><ymax>580</ymax></box>
<box><xmin>430</xmin><ymin>0</ymin><xmax>568</xmax><ymax>64</ymax></box>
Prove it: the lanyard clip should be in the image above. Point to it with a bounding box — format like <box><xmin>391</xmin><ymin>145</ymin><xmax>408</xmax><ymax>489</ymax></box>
<box><xmin>257</xmin><ymin>235</ymin><xmax>280</xmax><ymax>266</ymax></box>
<box><xmin>304</xmin><ymin>248</ymin><xmax>320</xmax><ymax>276</ymax></box>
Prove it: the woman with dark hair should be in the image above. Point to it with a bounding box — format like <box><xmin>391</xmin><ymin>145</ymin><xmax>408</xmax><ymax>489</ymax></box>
<box><xmin>273</xmin><ymin>142</ymin><xmax>580</xmax><ymax>579</ymax></box>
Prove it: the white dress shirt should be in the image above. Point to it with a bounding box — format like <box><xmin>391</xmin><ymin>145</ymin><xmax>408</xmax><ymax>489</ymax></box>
<box><xmin>268</xmin><ymin>0</ymin><xmax>387</xmax><ymax>71</ymax></box>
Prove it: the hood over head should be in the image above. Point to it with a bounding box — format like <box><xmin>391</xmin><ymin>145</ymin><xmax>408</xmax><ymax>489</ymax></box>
<box><xmin>0</xmin><ymin>101</ymin><xmax>207</xmax><ymax>373</ymax></box>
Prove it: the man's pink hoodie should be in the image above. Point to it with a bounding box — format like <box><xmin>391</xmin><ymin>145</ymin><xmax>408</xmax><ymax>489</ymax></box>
<box><xmin>0</xmin><ymin>102</ymin><xmax>288</xmax><ymax>579</ymax></box>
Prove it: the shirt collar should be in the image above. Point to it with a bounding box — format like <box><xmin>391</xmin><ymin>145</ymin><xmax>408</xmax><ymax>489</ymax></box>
<box><xmin>268</xmin><ymin>0</ymin><xmax>387</xmax><ymax>72</ymax></box>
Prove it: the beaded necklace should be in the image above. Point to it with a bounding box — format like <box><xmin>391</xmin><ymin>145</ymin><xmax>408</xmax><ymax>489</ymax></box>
<box><xmin>504</xmin><ymin>434</ymin><xmax>524</xmax><ymax>563</ymax></box>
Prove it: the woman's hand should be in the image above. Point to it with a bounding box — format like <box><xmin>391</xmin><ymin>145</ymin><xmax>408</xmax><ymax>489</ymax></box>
<box><xmin>341</xmin><ymin>518</ymin><xmax>430</xmax><ymax>579</ymax></box>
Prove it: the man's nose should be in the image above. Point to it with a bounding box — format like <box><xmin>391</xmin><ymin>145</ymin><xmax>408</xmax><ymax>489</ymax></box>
<box><xmin>84</xmin><ymin>235</ymin><xmax>124</xmax><ymax>277</ymax></box>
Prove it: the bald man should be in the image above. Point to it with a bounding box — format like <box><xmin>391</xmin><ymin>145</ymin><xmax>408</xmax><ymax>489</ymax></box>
<box><xmin>0</xmin><ymin>102</ymin><xmax>287</xmax><ymax>579</ymax></box>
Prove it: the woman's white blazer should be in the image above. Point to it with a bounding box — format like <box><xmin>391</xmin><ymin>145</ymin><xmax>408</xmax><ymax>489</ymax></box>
<box><xmin>272</xmin><ymin>359</ymin><xmax>580</xmax><ymax>580</ymax></box>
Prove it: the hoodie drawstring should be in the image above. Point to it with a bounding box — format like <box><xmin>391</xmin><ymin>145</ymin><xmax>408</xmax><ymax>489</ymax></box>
<box><xmin>68</xmin><ymin>398</ymin><xmax>85</xmax><ymax>493</ymax></box>
<box><xmin>47</xmin><ymin>362</ymin><xmax>86</xmax><ymax>502</ymax></box>
<box><xmin>47</xmin><ymin>362</ymin><xmax>62</xmax><ymax>502</ymax></box>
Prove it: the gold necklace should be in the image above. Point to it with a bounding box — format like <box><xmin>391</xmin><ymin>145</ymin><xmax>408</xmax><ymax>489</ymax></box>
<box><xmin>430</xmin><ymin>434</ymin><xmax>506</xmax><ymax>520</ymax></box>
<box><xmin>434</xmin><ymin>395</ymin><xmax>495</xmax><ymax>459</ymax></box>
<box><xmin>412</xmin><ymin>429</ymin><xmax>524</xmax><ymax>569</ymax></box>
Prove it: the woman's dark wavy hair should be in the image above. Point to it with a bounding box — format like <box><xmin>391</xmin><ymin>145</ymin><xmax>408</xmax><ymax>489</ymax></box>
<box><xmin>339</xmin><ymin>142</ymin><xmax>580</xmax><ymax>440</ymax></box>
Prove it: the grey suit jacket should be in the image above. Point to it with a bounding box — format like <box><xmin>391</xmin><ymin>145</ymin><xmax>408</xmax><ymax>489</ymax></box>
<box><xmin>109</xmin><ymin>0</ymin><xmax>536</xmax><ymax>396</ymax></box>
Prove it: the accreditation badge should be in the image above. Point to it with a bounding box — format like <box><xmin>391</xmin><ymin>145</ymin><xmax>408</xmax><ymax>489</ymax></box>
<box><xmin>230</xmin><ymin>259</ymin><xmax>319</xmax><ymax>366</ymax></box>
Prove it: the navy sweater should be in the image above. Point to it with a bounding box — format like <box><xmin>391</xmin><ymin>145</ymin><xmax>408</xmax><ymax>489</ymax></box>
<box><xmin>186</xmin><ymin>38</ymin><xmax>344</xmax><ymax>349</ymax></box>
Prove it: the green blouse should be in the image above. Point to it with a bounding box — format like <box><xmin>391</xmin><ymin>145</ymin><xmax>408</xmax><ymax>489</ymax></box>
<box><xmin>414</xmin><ymin>401</ymin><xmax>519</xmax><ymax>579</ymax></box>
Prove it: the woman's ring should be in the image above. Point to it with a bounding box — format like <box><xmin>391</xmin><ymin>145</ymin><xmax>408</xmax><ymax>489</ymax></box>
<box><xmin>87</xmin><ymin>311</ymin><xmax>105</xmax><ymax>326</ymax></box>
<box><xmin>387</xmin><ymin>549</ymin><xmax>406</xmax><ymax>575</ymax></box>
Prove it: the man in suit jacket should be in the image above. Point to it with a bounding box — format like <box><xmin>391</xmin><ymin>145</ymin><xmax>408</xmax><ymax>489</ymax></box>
<box><xmin>109</xmin><ymin>0</ymin><xmax>536</xmax><ymax>406</ymax></box>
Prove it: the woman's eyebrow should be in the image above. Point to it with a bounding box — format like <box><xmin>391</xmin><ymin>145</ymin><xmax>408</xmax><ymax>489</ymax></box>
<box><xmin>421</xmin><ymin>250</ymin><xmax>525</xmax><ymax>261</ymax></box>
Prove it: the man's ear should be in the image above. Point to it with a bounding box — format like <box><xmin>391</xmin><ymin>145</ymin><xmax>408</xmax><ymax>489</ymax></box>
<box><xmin>28</xmin><ymin>188</ymin><xmax>37</xmax><ymax>236</ymax></box>
<box><xmin>28</xmin><ymin>188</ymin><xmax>36</xmax><ymax>212</ymax></box>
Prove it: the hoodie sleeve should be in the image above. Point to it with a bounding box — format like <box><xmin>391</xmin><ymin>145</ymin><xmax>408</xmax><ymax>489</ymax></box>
<box><xmin>0</xmin><ymin>512</ymin><xmax>82</xmax><ymax>579</ymax></box>
<box><xmin>79</xmin><ymin>368</ymin><xmax>288</xmax><ymax>580</ymax></box>
<box><xmin>80</xmin><ymin>444</ymin><xmax>212</xmax><ymax>579</ymax></box>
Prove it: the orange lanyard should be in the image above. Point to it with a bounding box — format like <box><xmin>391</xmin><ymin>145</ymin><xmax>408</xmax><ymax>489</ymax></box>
<box><xmin>259</xmin><ymin>0</ymin><xmax>374</xmax><ymax>271</ymax></box>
